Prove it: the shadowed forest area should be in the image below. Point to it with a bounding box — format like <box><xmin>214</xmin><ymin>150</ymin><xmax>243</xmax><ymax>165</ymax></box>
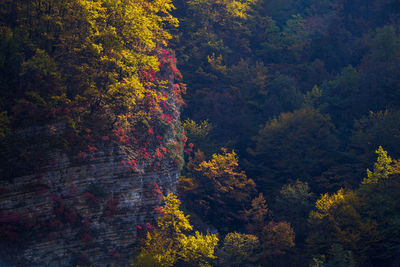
<box><xmin>1</xmin><ymin>0</ymin><xmax>400</xmax><ymax>266</ymax></box>
<box><xmin>170</xmin><ymin>0</ymin><xmax>400</xmax><ymax>266</ymax></box>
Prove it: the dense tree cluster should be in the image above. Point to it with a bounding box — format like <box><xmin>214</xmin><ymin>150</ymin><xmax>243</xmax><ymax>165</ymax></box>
<box><xmin>170</xmin><ymin>0</ymin><xmax>400</xmax><ymax>265</ymax></box>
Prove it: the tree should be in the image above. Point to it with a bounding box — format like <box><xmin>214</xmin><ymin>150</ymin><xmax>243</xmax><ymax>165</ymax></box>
<box><xmin>243</xmin><ymin>193</ymin><xmax>271</xmax><ymax>235</ymax></box>
<box><xmin>242</xmin><ymin>192</ymin><xmax>296</xmax><ymax>264</ymax></box>
<box><xmin>217</xmin><ymin>232</ymin><xmax>260</xmax><ymax>266</ymax></box>
<box><xmin>183</xmin><ymin>119</ymin><xmax>215</xmax><ymax>156</ymax></box>
<box><xmin>357</xmin><ymin>147</ymin><xmax>400</xmax><ymax>264</ymax></box>
<box><xmin>351</xmin><ymin>110</ymin><xmax>400</xmax><ymax>168</ymax></box>
<box><xmin>318</xmin><ymin>65</ymin><xmax>362</xmax><ymax>128</ymax></box>
<box><xmin>362</xmin><ymin>146</ymin><xmax>398</xmax><ymax>185</ymax></box>
<box><xmin>134</xmin><ymin>193</ymin><xmax>218</xmax><ymax>267</ymax></box>
<box><xmin>179</xmin><ymin>231</ymin><xmax>219</xmax><ymax>267</ymax></box>
<box><xmin>307</xmin><ymin>188</ymin><xmax>381</xmax><ymax>264</ymax></box>
<box><xmin>247</xmin><ymin>107</ymin><xmax>340</xmax><ymax>197</ymax></box>
<box><xmin>359</xmin><ymin>26</ymin><xmax>400</xmax><ymax>111</ymax></box>
<box><xmin>309</xmin><ymin>244</ymin><xmax>356</xmax><ymax>267</ymax></box>
<box><xmin>261</xmin><ymin>221</ymin><xmax>295</xmax><ymax>256</ymax></box>
<box><xmin>274</xmin><ymin>180</ymin><xmax>315</xmax><ymax>242</ymax></box>
<box><xmin>179</xmin><ymin>148</ymin><xmax>256</xmax><ymax>232</ymax></box>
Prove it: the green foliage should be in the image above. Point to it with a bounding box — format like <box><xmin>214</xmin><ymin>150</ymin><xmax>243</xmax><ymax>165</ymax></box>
<box><xmin>247</xmin><ymin>107</ymin><xmax>340</xmax><ymax>196</ymax></box>
<box><xmin>183</xmin><ymin>119</ymin><xmax>214</xmax><ymax>156</ymax></box>
<box><xmin>325</xmin><ymin>244</ymin><xmax>356</xmax><ymax>267</ymax></box>
<box><xmin>274</xmin><ymin>180</ymin><xmax>314</xmax><ymax>241</ymax></box>
<box><xmin>370</xmin><ymin>26</ymin><xmax>400</xmax><ymax>62</ymax></box>
<box><xmin>218</xmin><ymin>232</ymin><xmax>260</xmax><ymax>266</ymax></box>
<box><xmin>351</xmin><ymin>110</ymin><xmax>400</xmax><ymax>167</ymax></box>
<box><xmin>172</xmin><ymin>0</ymin><xmax>400</xmax><ymax>265</ymax></box>
<box><xmin>184</xmin><ymin>120</ymin><xmax>212</xmax><ymax>141</ymax></box>
<box><xmin>309</xmin><ymin>244</ymin><xmax>356</xmax><ymax>267</ymax></box>
<box><xmin>303</xmin><ymin>85</ymin><xmax>322</xmax><ymax>108</ymax></box>
<box><xmin>318</xmin><ymin>65</ymin><xmax>361</xmax><ymax>127</ymax></box>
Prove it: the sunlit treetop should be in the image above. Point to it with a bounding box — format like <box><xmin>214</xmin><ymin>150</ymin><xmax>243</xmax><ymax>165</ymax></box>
<box><xmin>363</xmin><ymin>146</ymin><xmax>400</xmax><ymax>184</ymax></box>
<box><xmin>187</xmin><ymin>0</ymin><xmax>258</xmax><ymax>19</ymax></box>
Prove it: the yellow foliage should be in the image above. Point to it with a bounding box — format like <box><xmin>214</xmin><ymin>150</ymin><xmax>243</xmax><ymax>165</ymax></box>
<box><xmin>188</xmin><ymin>0</ymin><xmax>257</xmax><ymax>19</ymax></box>
<box><xmin>3</xmin><ymin>0</ymin><xmax>180</xmax><ymax>132</ymax></box>
<box><xmin>307</xmin><ymin>187</ymin><xmax>381</xmax><ymax>261</ymax></box>
<box><xmin>310</xmin><ymin>188</ymin><xmax>359</xmax><ymax>221</ymax></box>
<box><xmin>134</xmin><ymin>194</ymin><xmax>219</xmax><ymax>267</ymax></box>
<box><xmin>183</xmin><ymin>119</ymin><xmax>213</xmax><ymax>140</ymax></box>
<box><xmin>362</xmin><ymin>146</ymin><xmax>400</xmax><ymax>184</ymax></box>
<box><xmin>196</xmin><ymin>149</ymin><xmax>256</xmax><ymax>201</ymax></box>
<box><xmin>157</xmin><ymin>193</ymin><xmax>193</xmax><ymax>238</ymax></box>
<box><xmin>179</xmin><ymin>231</ymin><xmax>219</xmax><ymax>266</ymax></box>
<box><xmin>135</xmin><ymin>231</ymin><xmax>178</xmax><ymax>267</ymax></box>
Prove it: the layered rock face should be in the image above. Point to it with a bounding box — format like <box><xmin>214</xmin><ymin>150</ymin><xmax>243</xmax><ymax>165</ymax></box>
<box><xmin>0</xmin><ymin>133</ymin><xmax>179</xmax><ymax>266</ymax></box>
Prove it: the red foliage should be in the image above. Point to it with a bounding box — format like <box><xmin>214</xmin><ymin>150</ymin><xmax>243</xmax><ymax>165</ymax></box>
<box><xmin>87</xmin><ymin>145</ymin><xmax>97</xmax><ymax>153</ymax></box>
<box><xmin>185</xmin><ymin>143</ymin><xmax>195</xmax><ymax>154</ymax></box>
<box><xmin>145</xmin><ymin>223</ymin><xmax>155</xmax><ymax>231</ymax></box>
<box><xmin>143</xmin><ymin>151</ymin><xmax>151</xmax><ymax>160</ymax></box>
<box><xmin>161</xmin><ymin>113</ymin><xmax>174</xmax><ymax>122</ymax></box>
<box><xmin>139</xmin><ymin>68</ymin><xmax>157</xmax><ymax>83</ymax></box>
<box><xmin>151</xmin><ymin>182</ymin><xmax>164</xmax><ymax>200</ymax></box>
<box><xmin>155</xmin><ymin>148</ymin><xmax>164</xmax><ymax>159</ymax></box>
<box><xmin>113</xmin><ymin>128</ymin><xmax>129</xmax><ymax>144</ymax></box>
<box><xmin>162</xmin><ymin>101</ymin><xmax>168</xmax><ymax>111</ymax></box>
<box><xmin>154</xmin><ymin>206</ymin><xmax>164</xmax><ymax>214</ymax></box>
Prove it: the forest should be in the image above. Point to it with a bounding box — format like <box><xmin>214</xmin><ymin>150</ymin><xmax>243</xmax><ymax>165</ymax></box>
<box><xmin>1</xmin><ymin>0</ymin><xmax>400</xmax><ymax>266</ymax></box>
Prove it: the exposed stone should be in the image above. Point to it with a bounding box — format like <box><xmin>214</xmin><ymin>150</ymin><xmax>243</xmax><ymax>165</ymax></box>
<box><xmin>0</xmin><ymin>145</ymin><xmax>179</xmax><ymax>266</ymax></box>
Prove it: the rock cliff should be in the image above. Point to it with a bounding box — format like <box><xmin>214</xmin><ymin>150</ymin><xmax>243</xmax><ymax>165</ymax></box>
<box><xmin>0</xmin><ymin>139</ymin><xmax>179</xmax><ymax>266</ymax></box>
